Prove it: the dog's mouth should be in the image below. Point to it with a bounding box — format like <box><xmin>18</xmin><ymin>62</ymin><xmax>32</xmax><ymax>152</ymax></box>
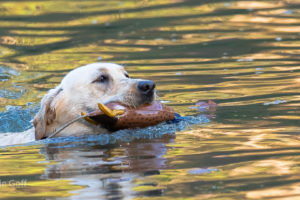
<box><xmin>140</xmin><ymin>91</ymin><xmax>155</xmax><ymax>104</ymax></box>
<box><xmin>132</xmin><ymin>97</ymin><xmax>154</xmax><ymax>108</ymax></box>
<box><xmin>120</xmin><ymin>91</ymin><xmax>155</xmax><ymax>108</ymax></box>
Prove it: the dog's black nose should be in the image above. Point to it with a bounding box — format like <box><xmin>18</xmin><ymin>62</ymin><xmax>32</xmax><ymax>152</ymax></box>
<box><xmin>137</xmin><ymin>80</ymin><xmax>156</xmax><ymax>94</ymax></box>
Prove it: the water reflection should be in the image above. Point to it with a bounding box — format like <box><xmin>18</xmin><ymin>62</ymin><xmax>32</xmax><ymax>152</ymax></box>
<box><xmin>1</xmin><ymin>0</ymin><xmax>300</xmax><ymax>199</ymax></box>
<box><xmin>41</xmin><ymin>135</ymin><xmax>174</xmax><ymax>199</ymax></box>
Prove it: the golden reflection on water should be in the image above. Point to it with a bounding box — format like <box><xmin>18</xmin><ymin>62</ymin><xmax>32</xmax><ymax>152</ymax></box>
<box><xmin>1</xmin><ymin>0</ymin><xmax>300</xmax><ymax>199</ymax></box>
<box><xmin>0</xmin><ymin>145</ymin><xmax>83</xmax><ymax>198</ymax></box>
<box><xmin>129</xmin><ymin>123</ymin><xmax>300</xmax><ymax>199</ymax></box>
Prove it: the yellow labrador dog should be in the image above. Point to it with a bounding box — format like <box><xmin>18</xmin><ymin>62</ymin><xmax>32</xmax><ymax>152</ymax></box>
<box><xmin>0</xmin><ymin>63</ymin><xmax>156</xmax><ymax>146</ymax></box>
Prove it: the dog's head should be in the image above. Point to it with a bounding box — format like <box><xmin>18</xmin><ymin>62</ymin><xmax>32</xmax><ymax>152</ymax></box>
<box><xmin>60</xmin><ymin>62</ymin><xmax>156</xmax><ymax>108</ymax></box>
<box><xmin>33</xmin><ymin>63</ymin><xmax>156</xmax><ymax>139</ymax></box>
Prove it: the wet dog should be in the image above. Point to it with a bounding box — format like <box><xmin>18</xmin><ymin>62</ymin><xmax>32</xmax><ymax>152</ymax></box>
<box><xmin>0</xmin><ymin>63</ymin><xmax>156</xmax><ymax>145</ymax></box>
<box><xmin>34</xmin><ymin>63</ymin><xmax>156</xmax><ymax>139</ymax></box>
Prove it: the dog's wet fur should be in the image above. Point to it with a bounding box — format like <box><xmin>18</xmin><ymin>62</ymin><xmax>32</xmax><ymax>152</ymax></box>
<box><xmin>0</xmin><ymin>63</ymin><xmax>156</xmax><ymax>146</ymax></box>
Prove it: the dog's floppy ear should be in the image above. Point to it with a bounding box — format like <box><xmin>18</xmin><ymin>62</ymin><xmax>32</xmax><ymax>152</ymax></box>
<box><xmin>33</xmin><ymin>87</ymin><xmax>62</xmax><ymax>140</ymax></box>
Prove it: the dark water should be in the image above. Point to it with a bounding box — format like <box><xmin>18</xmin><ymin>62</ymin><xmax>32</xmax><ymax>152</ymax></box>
<box><xmin>1</xmin><ymin>0</ymin><xmax>300</xmax><ymax>199</ymax></box>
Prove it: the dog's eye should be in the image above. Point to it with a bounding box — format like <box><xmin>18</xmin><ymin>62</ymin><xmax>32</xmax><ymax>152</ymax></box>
<box><xmin>94</xmin><ymin>74</ymin><xmax>109</xmax><ymax>83</ymax></box>
<box><xmin>125</xmin><ymin>73</ymin><xmax>129</xmax><ymax>78</ymax></box>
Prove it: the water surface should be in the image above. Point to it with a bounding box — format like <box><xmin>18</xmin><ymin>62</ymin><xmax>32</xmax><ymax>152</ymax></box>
<box><xmin>1</xmin><ymin>0</ymin><xmax>300</xmax><ymax>199</ymax></box>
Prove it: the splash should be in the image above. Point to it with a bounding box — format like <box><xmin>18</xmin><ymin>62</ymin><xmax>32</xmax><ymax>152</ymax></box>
<box><xmin>39</xmin><ymin>113</ymin><xmax>210</xmax><ymax>148</ymax></box>
<box><xmin>0</xmin><ymin>105</ymin><xmax>209</xmax><ymax>147</ymax></box>
<box><xmin>0</xmin><ymin>104</ymin><xmax>38</xmax><ymax>133</ymax></box>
